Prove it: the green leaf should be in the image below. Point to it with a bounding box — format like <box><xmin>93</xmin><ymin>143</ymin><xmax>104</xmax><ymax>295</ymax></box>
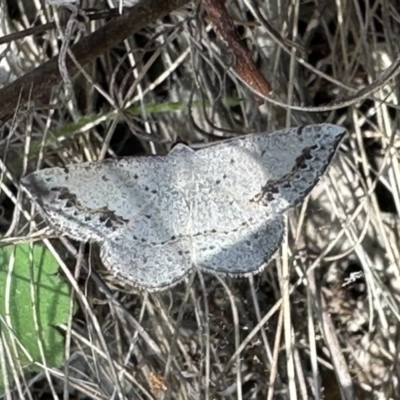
<box><xmin>0</xmin><ymin>243</ymin><xmax>73</xmax><ymax>388</ymax></box>
<box><xmin>27</xmin><ymin>98</ymin><xmax>243</xmax><ymax>158</ymax></box>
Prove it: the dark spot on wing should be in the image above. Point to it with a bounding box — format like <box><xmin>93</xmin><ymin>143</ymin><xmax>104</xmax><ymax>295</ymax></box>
<box><xmin>105</xmin><ymin>219</ymin><xmax>114</xmax><ymax>228</ymax></box>
<box><xmin>57</xmin><ymin>187</ymin><xmax>79</xmax><ymax>203</ymax></box>
<box><xmin>64</xmin><ymin>200</ymin><xmax>74</xmax><ymax>208</ymax></box>
<box><xmin>296</xmin><ymin>126</ymin><xmax>305</xmax><ymax>136</ymax></box>
<box><xmin>99</xmin><ymin>214</ymin><xmax>113</xmax><ymax>228</ymax></box>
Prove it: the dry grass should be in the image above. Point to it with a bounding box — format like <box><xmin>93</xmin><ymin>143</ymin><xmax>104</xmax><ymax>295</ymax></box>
<box><xmin>1</xmin><ymin>0</ymin><xmax>400</xmax><ymax>399</ymax></box>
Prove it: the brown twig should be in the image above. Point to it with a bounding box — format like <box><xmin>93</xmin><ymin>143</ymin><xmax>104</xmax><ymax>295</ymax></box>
<box><xmin>0</xmin><ymin>22</ymin><xmax>56</xmax><ymax>46</ymax></box>
<box><xmin>0</xmin><ymin>8</ymin><xmax>122</xmax><ymax>46</ymax></box>
<box><xmin>0</xmin><ymin>0</ymin><xmax>190</xmax><ymax>122</ymax></box>
<box><xmin>202</xmin><ymin>0</ymin><xmax>271</xmax><ymax>101</ymax></box>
